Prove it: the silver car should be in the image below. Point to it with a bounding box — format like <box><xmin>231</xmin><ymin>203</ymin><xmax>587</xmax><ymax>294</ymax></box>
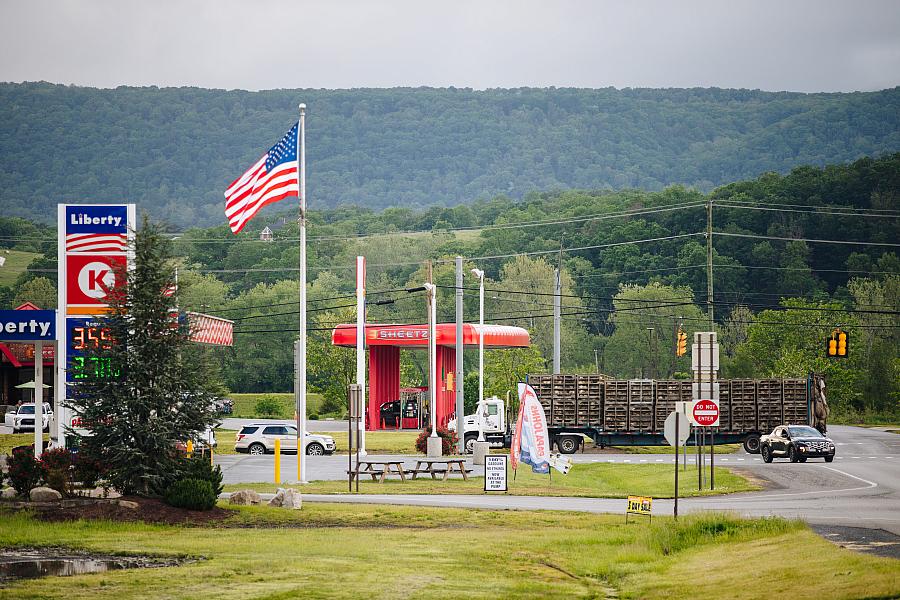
<box><xmin>235</xmin><ymin>423</ymin><xmax>335</xmax><ymax>456</ymax></box>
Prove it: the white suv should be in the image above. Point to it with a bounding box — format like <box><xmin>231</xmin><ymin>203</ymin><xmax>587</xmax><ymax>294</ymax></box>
<box><xmin>4</xmin><ymin>403</ymin><xmax>51</xmax><ymax>433</ymax></box>
<box><xmin>235</xmin><ymin>423</ymin><xmax>335</xmax><ymax>456</ymax></box>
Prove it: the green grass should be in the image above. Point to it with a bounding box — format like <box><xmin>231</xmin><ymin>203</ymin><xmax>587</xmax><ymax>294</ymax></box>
<box><xmin>222</xmin><ymin>462</ymin><xmax>757</xmax><ymax>499</ymax></box>
<box><xmin>0</xmin><ymin>249</ymin><xmax>39</xmax><ymax>286</ymax></box>
<box><xmin>227</xmin><ymin>393</ymin><xmax>324</xmax><ymax>418</ymax></box>
<box><xmin>0</xmin><ymin>506</ymin><xmax>896</xmax><ymax>599</ymax></box>
<box><xmin>0</xmin><ymin>433</ymin><xmax>48</xmax><ymax>455</ymax></box>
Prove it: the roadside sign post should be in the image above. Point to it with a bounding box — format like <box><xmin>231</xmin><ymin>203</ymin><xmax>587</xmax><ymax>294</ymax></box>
<box><xmin>664</xmin><ymin>410</ymin><xmax>689</xmax><ymax>519</ymax></box>
<box><xmin>692</xmin><ymin>331</ymin><xmax>719</xmax><ymax>491</ymax></box>
<box><xmin>484</xmin><ymin>455</ymin><xmax>508</xmax><ymax>493</ymax></box>
<box><xmin>348</xmin><ymin>384</ymin><xmax>362</xmax><ymax>493</ymax></box>
<box><xmin>34</xmin><ymin>341</ymin><xmax>43</xmax><ymax>459</ymax></box>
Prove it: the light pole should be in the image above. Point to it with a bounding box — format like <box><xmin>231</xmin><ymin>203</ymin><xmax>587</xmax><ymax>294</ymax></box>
<box><xmin>470</xmin><ymin>268</ymin><xmax>485</xmax><ymax>442</ymax></box>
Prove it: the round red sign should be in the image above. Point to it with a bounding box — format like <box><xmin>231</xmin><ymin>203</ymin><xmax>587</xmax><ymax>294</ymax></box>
<box><xmin>693</xmin><ymin>400</ymin><xmax>719</xmax><ymax>427</ymax></box>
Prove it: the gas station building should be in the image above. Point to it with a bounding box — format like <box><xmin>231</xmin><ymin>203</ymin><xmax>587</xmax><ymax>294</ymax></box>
<box><xmin>331</xmin><ymin>323</ymin><xmax>529</xmax><ymax>431</ymax></box>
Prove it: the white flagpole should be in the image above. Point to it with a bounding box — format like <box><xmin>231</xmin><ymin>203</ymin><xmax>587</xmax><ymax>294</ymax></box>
<box><xmin>297</xmin><ymin>104</ymin><xmax>308</xmax><ymax>483</ymax></box>
<box><xmin>356</xmin><ymin>255</ymin><xmax>367</xmax><ymax>456</ymax></box>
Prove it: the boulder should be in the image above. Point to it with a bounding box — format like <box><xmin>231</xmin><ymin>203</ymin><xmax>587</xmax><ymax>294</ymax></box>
<box><xmin>1</xmin><ymin>487</ymin><xmax>16</xmax><ymax>499</ymax></box>
<box><xmin>29</xmin><ymin>487</ymin><xmax>62</xmax><ymax>502</ymax></box>
<box><xmin>229</xmin><ymin>489</ymin><xmax>262</xmax><ymax>506</ymax></box>
<box><xmin>281</xmin><ymin>488</ymin><xmax>302</xmax><ymax>510</ymax></box>
<box><xmin>267</xmin><ymin>488</ymin><xmax>285</xmax><ymax>507</ymax></box>
<box><xmin>117</xmin><ymin>500</ymin><xmax>139</xmax><ymax>509</ymax></box>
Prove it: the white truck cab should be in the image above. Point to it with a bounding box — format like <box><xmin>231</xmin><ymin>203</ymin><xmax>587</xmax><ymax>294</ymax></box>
<box><xmin>448</xmin><ymin>397</ymin><xmax>507</xmax><ymax>453</ymax></box>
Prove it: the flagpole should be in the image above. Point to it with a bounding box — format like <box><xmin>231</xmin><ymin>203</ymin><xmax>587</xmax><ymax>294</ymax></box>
<box><xmin>297</xmin><ymin>104</ymin><xmax>308</xmax><ymax>484</ymax></box>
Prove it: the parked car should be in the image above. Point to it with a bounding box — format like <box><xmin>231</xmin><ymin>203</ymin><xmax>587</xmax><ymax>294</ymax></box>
<box><xmin>380</xmin><ymin>401</ymin><xmax>400</xmax><ymax>427</ymax></box>
<box><xmin>760</xmin><ymin>425</ymin><xmax>835</xmax><ymax>463</ymax></box>
<box><xmin>234</xmin><ymin>423</ymin><xmax>335</xmax><ymax>456</ymax></box>
<box><xmin>4</xmin><ymin>402</ymin><xmax>51</xmax><ymax>433</ymax></box>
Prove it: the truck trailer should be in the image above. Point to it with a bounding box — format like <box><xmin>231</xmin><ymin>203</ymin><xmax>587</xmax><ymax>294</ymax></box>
<box><xmin>450</xmin><ymin>373</ymin><xmax>827</xmax><ymax>455</ymax></box>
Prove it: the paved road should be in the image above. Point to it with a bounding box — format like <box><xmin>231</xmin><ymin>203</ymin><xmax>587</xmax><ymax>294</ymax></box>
<box><xmin>217</xmin><ymin>425</ymin><xmax>900</xmax><ymax>536</ymax></box>
<box><xmin>218</xmin><ymin>418</ymin><xmax>351</xmax><ymax>432</ymax></box>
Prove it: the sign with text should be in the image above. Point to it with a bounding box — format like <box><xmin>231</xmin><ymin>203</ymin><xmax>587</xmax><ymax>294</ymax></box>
<box><xmin>484</xmin><ymin>455</ymin><xmax>508</xmax><ymax>492</ymax></box>
<box><xmin>626</xmin><ymin>495</ymin><xmax>653</xmax><ymax>517</ymax></box>
<box><xmin>57</xmin><ymin>203</ymin><xmax>135</xmax><ymax>448</ymax></box>
<box><xmin>0</xmin><ymin>310</ymin><xmax>56</xmax><ymax>341</ymax></box>
<box><xmin>692</xmin><ymin>399</ymin><xmax>720</xmax><ymax>427</ymax></box>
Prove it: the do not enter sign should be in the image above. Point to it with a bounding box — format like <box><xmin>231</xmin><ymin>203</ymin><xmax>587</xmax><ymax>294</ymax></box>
<box><xmin>692</xmin><ymin>399</ymin><xmax>719</xmax><ymax>427</ymax></box>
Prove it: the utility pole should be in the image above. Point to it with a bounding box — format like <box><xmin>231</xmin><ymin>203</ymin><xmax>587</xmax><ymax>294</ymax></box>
<box><xmin>553</xmin><ymin>241</ymin><xmax>563</xmax><ymax>374</ymax></box>
<box><xmin>706</xmin><ymin>199</ymin><xmax>714</xmax><ymax>328</ymax></box>
<box><xmin>455</xmin><ymin>256</ymin><xmax>465</xmax><ymax>455</ymax></box>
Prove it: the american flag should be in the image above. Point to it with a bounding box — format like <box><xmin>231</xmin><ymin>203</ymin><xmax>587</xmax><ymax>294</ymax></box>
<box><xmin>65</xmin><ymin>233</ymin><xmax>127</xmax><ymax>253</ymax></box>
<box><xmin>224</xmin><ymin>124</ymin><xmax>299</xmax><ymax>234</ymax></box>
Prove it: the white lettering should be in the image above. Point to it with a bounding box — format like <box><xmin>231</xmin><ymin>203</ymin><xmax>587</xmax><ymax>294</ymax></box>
<box><xmin>39</xmin><ymin>322</ymin><xmax>50</xmax><ymax>337</ymax></box>
<box><xmin>4</xmin><ymin>322</ymin><xmax>15</xmax><ymax>333</ymax></box>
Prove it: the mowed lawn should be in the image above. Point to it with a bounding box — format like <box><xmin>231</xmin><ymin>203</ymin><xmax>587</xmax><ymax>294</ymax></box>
<box><xmin>0</xmin><ymin>506</ymin><xmax>896</xmax><ymax>599</ymax></box>
<box><xmin>0</xmin><ymin>249</ymin><xmax>39</xmax><ymax>287</ymax></box>
<box><xmin>223</xmin><ymin>462</ymin><xmax>757</xmax><ymax>499</ymax></box>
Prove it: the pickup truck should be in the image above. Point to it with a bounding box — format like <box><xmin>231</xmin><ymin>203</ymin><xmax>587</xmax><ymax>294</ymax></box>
<box><xmin>760</xmin><ymin>425</ymin><xmax>835</xmax><ymax>463</ymax></box>
<box><xmin>3</xmin><ymin>402</ymin><xmax>51</xmax><ymax>433</ymax></box>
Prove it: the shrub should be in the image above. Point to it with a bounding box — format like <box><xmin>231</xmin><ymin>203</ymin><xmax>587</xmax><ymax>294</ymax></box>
<box><xmin>255</xmin><ymin>395</ymin><xmax>283</xmax><ymax>417</ymax></box>
<box><xmin>165</xmin><ymin>478</ymin><xmax>216</xmax><ymax>511</ymax></box>
<box><xmin>73</xmin><ymin>449</ymin><xmax>107</xmax><ymax>489</ymax></box>
<box><xmin>38</xmin><ymin>448</ymin><xmax>74</xmax><ymax>496</ymax></box>
<box><xmin>414</xmin><ymin>427</ymin><xmax>459</xmax><ymax>455</ymax></box>
<box><xmin>7</xmin><ymin>448</ymin><xmax>46</xmax><ymax>497</ymax></box>
<box><xmin>180</xmin><ymin>454</ymin><xmax>224</xmax><ymax>496</ymax></box>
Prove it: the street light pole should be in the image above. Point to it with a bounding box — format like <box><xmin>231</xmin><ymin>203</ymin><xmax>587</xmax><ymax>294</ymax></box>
<box><xmin>471</xmin><ymin>268</ymin><xmax>485</xmax><ymax>442</ymax></box>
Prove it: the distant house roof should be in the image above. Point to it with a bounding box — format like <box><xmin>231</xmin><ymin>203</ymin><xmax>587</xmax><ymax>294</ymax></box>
<box><xmin>14</xmin><ymin>302</ymin><xmax>42</xmax><ymax>311</ymax></box>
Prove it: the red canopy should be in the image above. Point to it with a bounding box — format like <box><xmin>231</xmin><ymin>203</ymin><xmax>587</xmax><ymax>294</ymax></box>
<box><xmin>332</xmin><ymin>323</ymin><xmax>529</xmax><ymax>348</ymax></box>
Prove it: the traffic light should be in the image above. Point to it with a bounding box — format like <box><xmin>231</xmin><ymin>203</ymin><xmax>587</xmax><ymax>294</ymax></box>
<box><xmin>826</xmin><ymin>329</ymin><xmax>848</xmax><ymax>358</ymax></box>
<box><xmin>675</xmin><ymin>329</ymin><xmax>687</xmax><ymax>357</ymax></box>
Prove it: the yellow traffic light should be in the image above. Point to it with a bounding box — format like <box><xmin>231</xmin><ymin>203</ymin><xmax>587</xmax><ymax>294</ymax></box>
<box><xmin>675</xmin><ymin>329</ymin><xmax>687</xmax><ymax>357</ymax></box>
<box><xmin>827</xmin><ymin>329</ymin><xmax>848</xmax><ymax>358</ymax></box>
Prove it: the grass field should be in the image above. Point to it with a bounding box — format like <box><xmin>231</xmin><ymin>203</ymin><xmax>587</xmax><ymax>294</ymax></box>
<box><xmin>222</xmin><ymin>462</ymin><xmax>757</xmax><ymax>498</ymax></box>
<box><xmin>0</xmin><ymin>249</ymin><xmax>39</xmax><ymax>287</ymax></box>
<box><xmin>612</xmin><ymin>443</ymin><xmax>741</xmax><ymax>454</ymax></box>
<box><xmin>0</xmin><ymin>433</ymin><xmax>48</xmax><ymax>455</ymax></box>
<box><xmin>0</xmin><ymin>506</ymin><xmax>896</xmax><ymax>599</ymax></box>
<box><xmin>227</xmin><ymin>393</ymin><xmax>324</xmax><ymax>418</ymax></box>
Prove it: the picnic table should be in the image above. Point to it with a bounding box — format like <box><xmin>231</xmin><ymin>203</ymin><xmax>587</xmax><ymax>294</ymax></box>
<box><xmin>411</xmin><ymin>458</ymin><xmax>471</xmax><ymax>481</ymax></box>
<box><xmin>349</xmin><ymin>459</ymin><xmax>408</xmax><ymax>483</ymax></box>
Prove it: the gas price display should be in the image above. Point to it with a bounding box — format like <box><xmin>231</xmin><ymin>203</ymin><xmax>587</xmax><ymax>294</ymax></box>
<box><xmin>71</xmin><ymin>325</ymin><xmax>113</xmax><ymax>350</ymax></box>
<box><xmin>66</xmin><ymin>318</ymin><xmax>120</xmax><ymax>381</ymax></box>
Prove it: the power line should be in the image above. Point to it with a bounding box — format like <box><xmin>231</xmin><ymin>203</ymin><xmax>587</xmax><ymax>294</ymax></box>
<box><xmin>713</xmin><ymin>231</ymin><xmax>900</xmax><ymax>247</ymax></box>
<box><xmin>715</xmin><ymin>202</ymin><xmax>900</xmax><ymax>218</ymax></box>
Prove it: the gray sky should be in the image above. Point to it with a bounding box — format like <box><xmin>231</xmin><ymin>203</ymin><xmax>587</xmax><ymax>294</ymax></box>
<box><xmin>1</xmin><ymin>0</ymin><xmax>898</xmax><ymax>92</ymax></box>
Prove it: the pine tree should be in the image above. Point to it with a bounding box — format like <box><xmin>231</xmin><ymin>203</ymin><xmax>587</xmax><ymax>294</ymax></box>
<box><xmin>71</xmin><ymin>216</ymin><xmax>220</xmax><ymax>496</ymax></box>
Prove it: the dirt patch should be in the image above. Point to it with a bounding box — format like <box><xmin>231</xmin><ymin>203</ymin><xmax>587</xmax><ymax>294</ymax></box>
<box><xmin>34</xmin><ymin>496</ymin><xmax>232</xmax><ymax>526</ymax></box>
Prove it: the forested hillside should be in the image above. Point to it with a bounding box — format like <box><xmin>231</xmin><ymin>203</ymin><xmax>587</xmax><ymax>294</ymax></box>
<box><xmin>1</xmin><ymin>82</ymin><xmax>899</xmax><ymax>227</ymax></box>
<box><xmin>3</xmin><ymin>155</ymin><xmax>898</xmax><ymax>420</ymax></box>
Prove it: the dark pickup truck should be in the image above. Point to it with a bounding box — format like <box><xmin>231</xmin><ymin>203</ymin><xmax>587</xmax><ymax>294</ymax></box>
<box><xmin>760</xmin><ymin>425</ymin><xmax>835</xmax><ymax>463</ymax></box>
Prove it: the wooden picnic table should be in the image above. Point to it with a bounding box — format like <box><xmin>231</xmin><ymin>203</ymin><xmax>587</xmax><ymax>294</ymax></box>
<box><xmin>349</xmin><ymin>459</ymin><xmax>408</xmax><ymax>483</ymax></box>
<box><xmin>411</xmin><ymin>458</ymin><xmax>470</xmax><ymax>481</ymax></box>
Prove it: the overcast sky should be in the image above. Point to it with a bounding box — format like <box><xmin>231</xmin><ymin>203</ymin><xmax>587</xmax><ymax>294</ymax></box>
<box><xmin>1</xmin><ymin>0</ymin><xmax>898</xmax><ymax>92</ymax></box>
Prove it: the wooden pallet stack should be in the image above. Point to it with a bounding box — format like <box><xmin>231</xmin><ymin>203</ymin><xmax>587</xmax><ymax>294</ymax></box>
<box><xmin>756</xmin><ymin>379</ymin><xmax>784</xmax><ymax>434</ymax></box>
<box><xmin>529</xmin><ymin>375</ymin><xmax>554</xmax><ymax>423</ymax></box>
<box><xmin>628</xmin><ymin>380</ymin><xmax>655</xmax><ymax>432</ymax></box>
<box><xmin>576</xmin><ymin>375</ymin><xmax>603</xmax><ymax>426</ymax></box>
<box><xmin>782</xmin><ymin>379</ymin><xmax>808</xmax><ymax>425</ymax></box>
<box><xmin>603</xmin><ymin>380</ymin><xmax>629</xmax><ymax>431</ymax></box>
<box><xmin>654</xmin><ymin>380</ymin><xmax>691</xmax><ymax>432</ymax></box>
<box><xmin>551</xmin><ymin>374</ymin><xmax>578</xmax><ymax>426</ymax></box>
<box><xmin>727</xmin><ymin>380</ymin><xmax>757</xmax><ymax>432</ymax></box>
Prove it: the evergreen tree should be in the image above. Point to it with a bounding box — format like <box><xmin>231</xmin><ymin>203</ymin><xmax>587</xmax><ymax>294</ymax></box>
<box><xmin>70</xmin><ymin>216</ymin><xmax>220</xmax><ymax>496</ymax></box>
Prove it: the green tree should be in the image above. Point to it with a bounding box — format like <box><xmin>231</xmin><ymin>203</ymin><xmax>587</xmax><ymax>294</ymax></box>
<box><xmin>71</xmin><ymin>216</ymin><xmax>220</xmax><ymax>496</ymax></box>
<box><xmin>12</xmin><ymin>276</ymin><xmax>56</xmax><ymax>308</ymax></box>
<box><xmin>484</xmin><ymin>346</ymin><xmax>547</xmax><ymax>403</ymax></box>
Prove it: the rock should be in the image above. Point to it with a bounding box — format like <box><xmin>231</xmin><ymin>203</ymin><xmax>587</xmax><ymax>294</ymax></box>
<box><xmin>29</xmin><ymin>487</ymin><xmax>62</xmax><ymax>502</ymax></box>
<box><xmin>267</xmin><ymin>488</ymin><xmax>285</xmax><ymax>507</ymax></box>
<box><xmin>229</xmin><ymin>489</ymin><xmax>262</xmax><ymax>506</ymax></box>
<box><xmin>1</xmin><ymin>487</ymin><xmax>17</xmax><ymax>499</ymax></box>
<box><xmin>117</xmin><ymin>500</ymin><xmax>139</xmax><ymax>509</ymax></box>
<box><xmin>281</xmin><ymin>488</ymin><xmax>302</xmax><ymax>510</ymax></box>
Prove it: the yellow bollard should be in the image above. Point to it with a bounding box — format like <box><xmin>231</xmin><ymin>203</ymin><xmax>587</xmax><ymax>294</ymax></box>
<box><xmin>186</xmin><ymin>439</ymin><xmax>194</xmax><ymax>458</ymax></box>
<box><xmin>210</xmin><ymin>445</ymin><xmax>214</xmax><ymax>466</ymax></box>
<box><xmin>274</xmin><ymin>438</ymin><xmax>281</xmax><ymax>484</ymax></box>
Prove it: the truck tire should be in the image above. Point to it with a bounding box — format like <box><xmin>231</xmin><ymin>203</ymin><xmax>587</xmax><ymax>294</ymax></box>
<box><xmin>743</xmin><ymin>434</ymin><xmax>761</xmax><ymax>454</ymax></box>
<box><xmin>464</xmin><ymin>433</ymin><xmax>478</xmax><ymax>454</ymax></box>
<box><xmin>557</xmin><ymin>436</ymin><xmax>580</xmax><ymax>454</ymax></box>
